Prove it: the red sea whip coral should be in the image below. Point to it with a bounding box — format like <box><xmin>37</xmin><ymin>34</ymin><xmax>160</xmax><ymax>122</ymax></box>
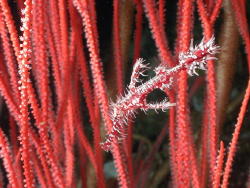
<box><xmin>101</xmin><ymin>36</ymin><xmax>219</xmax><ymax>152</ymax></box>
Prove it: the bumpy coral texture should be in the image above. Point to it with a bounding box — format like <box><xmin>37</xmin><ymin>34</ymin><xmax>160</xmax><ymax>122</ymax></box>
<box><xmin>101</xmin><ymin>37</ymin><xmax>219</xmax><ymax>151</ymax></box>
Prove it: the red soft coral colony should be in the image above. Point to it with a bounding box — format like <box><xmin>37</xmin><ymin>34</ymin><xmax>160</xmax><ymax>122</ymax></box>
<box><xmin>0</xmin><ymin>0</ymin><xmax>249</xmax><ymax>188</ymax></box>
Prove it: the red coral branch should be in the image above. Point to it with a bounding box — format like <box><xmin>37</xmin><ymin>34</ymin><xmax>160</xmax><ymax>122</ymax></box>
<box><xmin>17</xmin><ymin>1</ymin><xmax>36</xmax><ymax>187</ymax></box>
<box><xmin>143</xmin><ymin>0</ymin><xmax>174</xmax><ymax>66</ymax></box>
<box><xmin>0</xmin><ymin>129</ymin><xmax>20</xmax><ymax>188</ymax></box>
<box><xmin>222</xmin><ymin>79</ymin><xmax>250</xmax><ymax>188</ymax></box>
<box><xmin>213</xmin><ymin>141</ymin><xmax>225</xmax><ymax>188</ymax></box>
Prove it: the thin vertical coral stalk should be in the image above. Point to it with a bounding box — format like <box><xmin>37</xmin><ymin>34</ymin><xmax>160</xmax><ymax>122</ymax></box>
<box><xmin>158</xmin><ymin>0</ymin><xmax>166</xmax><ymax>29</ymax></box>
<box><xmin>86</xmin><ymin>0</ymin><xmax>99</xmax><ymax>52</ymax></box>
<box><xmin>200</xmin><ymin>100</ymin><xmax>209</xmax><ymax>188</ymax></box>
<box><xmin>206</xmin><ymin>57</ymin><xmax>218</xmax><ymax>183</ymax></box>
<box><xmin>213</xmin><ymin>141</ymin><xmax>225</xmax><ymax>188</ymax></box>
<box><xmin>78</xmin><ymin>145</ymin><xmax>87</xmax><ymax>188</ymax></box>
<box><xmin>0</xmin><ymin>0</ymin><xmax>21</xmax><ymax>61</ymax></box>
<box><xmin>0</xmin><ymin>11</ymin><xmax>20</xmax><ymax>104</ymax></box>
<box><xmin>231</xmin><ymin>0</ymin><xmax>250</xmax><ymax>71</ymax></box>
<box><xmin>32</xmin><ymin>0</ymin><xmax>49</xmax><ymax>126</ymax></box>
<box><xmin>64</xmin><ymin>31</ymin><xmax>76</xmax><ymax>188</ymax></box>
<box><xmin>196</xmin><ymin>0</ymin><xmax>210</xmax><ymax>29</ymax></box>
<box><xmin>8</xmin><ymin>117</ymin><xmax>18</xmax><ymax>157</ymax></box>
<box><xmin>54</xmin><ymin>0</ymin><xmax>71</xmax><ymax>131</ymax></box>
<box><xmin>64</xmin><ymin>108</ymin><xmax>75</xmax><ymax>188</ymax></box>
<box><xmin>221</xmin><ymin>79</ymin><xmax>250</xmax><ymax>188</ymax></box>
<box><xmin>45</xmin><ymin>13</ymin><xmax>61</xmax><ymax>104</ymax></box>
<box><xmin>112</xmin><ymin>144</ymin><xmax>130</xmax><ymax>188</ymax></box>
<box><xmin>210</xmin><ymin>0</ymin><xmax>223</xmax><ymax>25</ymax></box>
<box><xmin>113</xmin><ymin>0</ymin><xmax>123</xmax><ymax>94</ymax></box>
<box><xmin>17</xmin><ymin>1</ymin><xmax>35</xmax><ymax>186</ymax></box>
<box><xmin>9</xmin><ymin>118</ymin><xmax>23</xmax><ymax>187</ymax></box>
<box><xmin>174</xmin><ymin>0</ymin><xmax>184</xmax><ymax>55</ymax></box>
<box><xmin>47</xmin><ymin>0</ymin><xmax>62</xmax><ymax>72</ymax></box>
<box><xmin>176</xmin><ymin>72</ymin><xmax>192</xmax><ymax>187</ymax></box>
<box><xmin>10</xmin><ymin>121</ymin><xmax>23</xmax><ymax>188</ymax></box>
<box><xmin>168</xmin><ymin>94</ymin><xmax>178</xmax><ymax>187</ymax></box>
<box><xmin>187</xmin><ymin>126</ymin><xmax>201</xmax><ymax>188</ymax></box>
<box><xmin>178</xmin><ymin>0</ymin><xmax>193</xmax><ymax>51</ymax></box>
<box><xmin>132</xmin><ymin>0</ymin><xmax>143</xmax><ymax>64</ymax></box>
<box><xmin>143</xmin><ymin>0</ymin><xmax>174</xmax><ymax>66</ymax></box>
<box><xmin>0</xmin><ymin>129</ymin><xmax>19</xmax><ymax>188</ymax></box>
<box><xmin>175</xmin><ymin>0</ymin><xmax>200</xmax><ymax>187</ymax></box>
<box><xmin>196</xmin><ymin>0</ymin><xmax>223</xmax><ymax>181</ymax></box>
<box><xmin>0</xmin><ymin>69</ymin><xmax>19</xmax><ymax>119</ymax></box>
<box><xmin>58</xmin><ymin>0</ymin><xmax>68</xmax><ymax>66</ymax></box>
<box><xmin>76</xmin><ymin>122</ymin><xmax>98</xmax><ymax>172</ymax></box>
